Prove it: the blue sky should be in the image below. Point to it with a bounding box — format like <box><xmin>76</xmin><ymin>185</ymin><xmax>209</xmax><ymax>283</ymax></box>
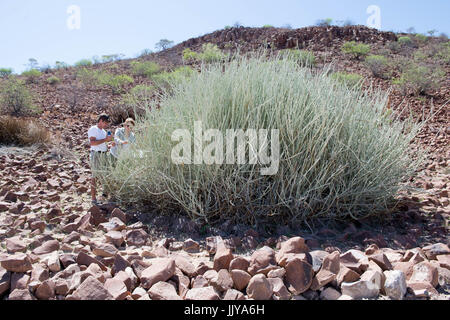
<box><xmin>1</xmin><ymin>0</ymin><xmax>449</xmax><ymax>73</ymax></box>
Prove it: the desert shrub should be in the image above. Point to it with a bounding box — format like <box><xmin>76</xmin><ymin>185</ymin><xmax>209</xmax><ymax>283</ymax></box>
<box><xmin>54</xmin><ymin>61</ymin><xmax>69</xmax><ymax>69</ymax></box>
<box><xmin>198</xmin><ymin>43</ymin><xmax>225</xmax><ymax>63</ymax></box>
<box><xmin>152</xmin><ymin>66</ymin><xmax>194</xmax><ymax>89</ymax></box>
<box><xmin>280</xmin><ymin>49</ymin><xmax>316</xmax><ymax>67</ymax></box>
<box><xmin>437</xmin><ymin>42</ymin><xmax>450</xmax><ymax>64</ymax></box>
<box><xmin>76</xmin><ymin>68</ymin><xmax>104</xmax><ymax>87</ymax></box>
<box><xmin>365</xmin><ymin>55</ymin><xmax>392</xmax><ymax>79</ymax></box>
<box><xmin>342</xmin><ymin>41</ymin><xmax>371</xmax><ymax>60</ymax></box>
<box><xmin>182</xmin><ymin>48</ymin><xmax>199</xmax><ymax>62</ymax></box>
<box><xmin>263</xmin><ymin>25</ymin><xmax>274</xmax><ymax>28</ymax></box>
<box><xmin>110</xmin><ymin>84</ymin><xmax>154</xmax><ymax>124</ymax></box>
<box><xmin>0</xmin><ymin>68</ymin><xmax>13</xmax><ymax>78</ymax></box>
<box><xmin>102</xmin><ymin>74</ymin><xmax>134</xmax><ymax>95</ymax></box>
<box><xmin>394</xmin><ymin>63</ymin><xmax>445</xmax><ymax>96</ymax></box>
<box><xmin>99</xmin><ymin>53</ymin><xmax>421</xmax><ymax>225</ymax></box>
<box><xmin>330</xmin><ymin>72</ymin><xmax>364</xmax><ymax>89</ymax></box>
<box><xmin>387</xmin><ymin>41</ymin><xmax>402</xmax><ymax>54</ymax></box>
<box><xmin>75</xmin><ymin>59</ymin><xmax>93</xmax><ymax>67</ymax></box>
<box><xmin>414</xmin><ymin>33</ymin><xmax>428</xmax><ymax>45</ymax></box>
<box><xmin>398</xmin><ymin>36</ymin><xmax>413</xmax><ymax>47</ymax></box>
<box><xmin>130</xmin><ymin>61</ymin><xmax>161</xmax><ymax>78</ymax></box>
<box><xmin>0</xmin><ymin>116</ymin><xmax>50</xmax><ymax>146</ymax></box>
<box><xmin>21</xmin><ymin>69</ymin><xmax>42</xmax><ymax>83</ymax></box>
<box><xmin>0</xmin><ymin>79</ymin><xmax>35</xmax><ymax>116</ymax></box>
<box><xmin>46</xmin><ymin>76</ymin><xmax>60</xmax><ymax>85</ymax></box>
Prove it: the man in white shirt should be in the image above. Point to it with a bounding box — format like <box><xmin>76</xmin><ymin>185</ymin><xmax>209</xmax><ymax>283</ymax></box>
<box><xmin>88</xmin><ymin>114</ymin><xmax>113</xmax><ymax>205</ymax></box>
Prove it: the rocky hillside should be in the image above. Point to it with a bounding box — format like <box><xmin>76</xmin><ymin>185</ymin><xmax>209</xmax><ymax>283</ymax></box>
<box><xmin>0</xmin><ymin>25</ymin><xmax>449</xmax><ymax>300</ymax></box>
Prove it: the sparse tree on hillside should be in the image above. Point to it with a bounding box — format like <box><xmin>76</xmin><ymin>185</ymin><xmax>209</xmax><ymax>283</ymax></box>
<box><xmin>155</xmin><ymin>39</ymin><xmax>174</xmax><ymax>51</ymax></box>
<box><xmin>26</xmin><ymin>58</ymin><xmax>39</xmax><ymax>71</ymax></box>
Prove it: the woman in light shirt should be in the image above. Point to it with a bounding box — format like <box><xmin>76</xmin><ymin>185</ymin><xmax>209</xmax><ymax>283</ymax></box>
<box><xmin>110</xmin><ymin>118</ymin><xmax>136</xmax><ymax>159</ymax></box>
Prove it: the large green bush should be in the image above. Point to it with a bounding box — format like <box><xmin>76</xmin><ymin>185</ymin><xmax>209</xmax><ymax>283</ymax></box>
<box><xmin>130</xmin><ymin>61</ymin><xmax>161</xmax><ymax>78</ymax></box>
<box><xmin>0</xmin><ymin>79</ymin><xmax>35</xmax><ymax>115</ymax></box>
<box><xmin>342</xmin><ymin>41</ymin><xmax>371</xmax><ymax>60</ymax></box>
<box><xmin>365</xmin><ymin>55</ymin><xmax>392</xmax><ymax>79</ymax></box>
<box><xmin>330</xmin><ymin>72</ymin><xmax>364</xmax><ymax>89</ymax></box>
<box><xmin>394</xmin><ymin>63</ymin><xmax>445</xmax><ymax>96</ymax></box>
<box><xmin>98</xmin><ymin>53</ymin><xmax>421</xmax><ymax>225</ymax></box>
<box><xmin>21</xmin><ymin>69</ymin><xmax>42</xmax><ymax>83</ymax></box>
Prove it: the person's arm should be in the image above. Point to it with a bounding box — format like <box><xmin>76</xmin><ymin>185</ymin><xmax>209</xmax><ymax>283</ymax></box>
<box><xmin>115</xmin><ymin>129</ymin><xmax>128</xmax><ymax>145</ymax></box>
<box><xmin>90</xmin><ymin>136</ymin><xmax>112</xmax><ymax>146</ymax></box>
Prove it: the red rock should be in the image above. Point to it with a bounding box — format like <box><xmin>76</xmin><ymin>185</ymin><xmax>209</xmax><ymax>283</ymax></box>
<box><xmin>275</xmin><ymin>237</ymin><xmax>309</xmax><ymax>264</ymax></box>
<box><xmin>277</xmin><ymin>253</ymin><xmax>311</xmax><ymax>268</ymax></box>
<box><xmin>320</xmin><ymin>287</ymin><xmax>342</xmax><ymax>300</ymax></box>
<box><xmin>111</xmin><ymin>208</ymin><xmax>128</xmax><ymax>224</ymax></box>
<box><xmin>8</xmin><ymin>288</ymin><xmax>36</xmax><ymax>300</ymax></box>
<box><xmin>6</xmin><ymin>237</ymin><xmax>27</xmax><ymax>253</ymax></box>
<box><xmin>0</xmin><ymin>253</ymin><xmax>33</xmax><ymax>272</ymax></box>
<box><xmin>171</xmin><ymin>268</ymin><xmax>190</xmax><ymax>298</ymax></box>
<box><xmin>71</xmin><ymin>276</ymin><xmax>114</xmax><ymax>300</ymax></box>
<box><xmin>422</xmin><ymin>243</ymin><xmax>450</xmax><ymax>260</ymax></box>
<box><xmin>229</xmin><ymin>256</ymin><xmax>250</xmax><ymax>271</ymax></box>
<box><xmin>92</xmin><ymin>243</ymin><xmax>118</xmax><ymax>258</ymax></box>
<box><xmin>54</xmin><ymin>278</ymin><xmax>70</xmax><ymax>295</ymax></box>
<box><xmin>88</xmin><ymin>206</ymin><xmax>108</xmax><ymax>226</ymax></box>
<box><xmin>247</xmin><ymin>274</ymin><xmax>273</xmax><ymax>300</ymax></box>
<box><xmin>393</xmin><ymin>261</ymin><xmax>415</xmax><ymax>280</ymax></box>
<box><xmin>185</xmin><ymin>286</ymin><xmax>220</xmax><ymax>300</ymax></box>
<box><xmin>194</xmin><ymin>262</ymin><xmax>210</xmax><ymax>276</ymax></box>
<box><xmin>368</xmin><ymin>253</ymin><xmax>393</xmax><ymax>271</ymax></box>
<box><xmin>35</xmin><ymin>279</ymin><xmax>55</xmax><ymax>300</ymax></box>
<box><xmin>340</xmin><ymin>250</ymin><xmax>368</xmax><ymax>274</ymax></box>
<box><xmin>140</xmin><ymin>258</ymin><xmax>176</xmax><ymax>289</ymax></box>
<box><xmin>126</xmin><ymin>229</ymin><xmax>149</xmax><ymax>247</ymax></box>
<box><xmin>30</xmin><ymin>264</ymin><xmax>49</xmax><ymax>283</ymax></box>
<box><xmin>0</xmin><ymin>268</ymin><xmax>11</xmax><ymax>295</ymax></box>
<box><xmin>60</xmin><ymin>254</ymin><xmax>76</xmax><ymax>269</ymax></box>
<box><xmin>29</xmin><ymin>220</ymin><xmax>46</xmax><ymax>232</ymax></box>
<box><xmin>104</xmin><ymin>278</ymin><xmax>129</xmax><ymax>300</ymax></box>
<box><xmin>407</xmin><ymin>281</ymin><xmax>439</xmax><ymax>297</ymax></box>
<box><xmin>248</xmin><ymin>246</ymin><xmax>278</xmax><ymax>276</ymax></box>
<box><xmin>0</xmin><ymin>201</ymin><xmax>10</xmax><ymax>212</ymax></box>
<box><xmin>285</xmin><ymin>258</ymin><xmax>314</xmax><ymax>295</ymax></box>
<box><xmin>230</xmin><ymin>269</ymin><xmax>251</xmax><ymax>291</ymax></box>
<box><xmin>267</xmin><ymin>268</ymin><xmax>286</xmax><ymax>278</ymax></box>
<box><xmin>131</xmin><ymin>260</ymin><xmax>151</xmax><ymax>279</ymax></box>
<box><xmin>336</xmin><ymin>265</ymin><xmax>360</xmax><ymax>286</ymax></box>
<box><xmin>148</xmin><ymin>281</ymin><xmax>182</xmax><ymax>300</ymax></box>
<box><xmin>436</xmin><ymin>254</ymin><xmax>450</xmax><ymax>270</ymax></box>
<box><xmin>112</xmin><ymin>254</ymin><xmax>131</xmax><ymax>275</ymax></box>
<box><xmin>105</xmin><ymin>231</ymin><xmax>125</xmax><ymax>247</ymax></box>
<box><xmin>213</xmin><ymin>241</ymin><xmax>233</xmax><ymax>271</ymax></box>
<box><xmin>409</xmin><ymin>261</ymin><xmax>439</xmax><ymax>287</ymax></box>
<box><xmin>10</xmin><ymin>273</ymin><xmax>30</xmax><ymax>291</ymax></box>
<box><xmin>191</xmin><ymin>275</ymin><xmax>209</xmax><ymax>289</ymax></box>
<box><xmin>267</xmin><ymin>277</ymin><xmax>291</xmax><ymax>300</ymax></box>
<box><xmin>32</xmin><ymin>240</ymin><xmax>60</xmax><ymax>255</ymax></box>
<box><xmin>310</xmin><ymin>270</ymin><xmax>336</xmax><ymax>291</ymax></box>
<box><xmin>210</xmin><ymin>269</ymin><xmax>233</xmax><ymax>292</ymax></box>
<box><xmin>223</xmin><ymin>289</ymin><xmax>245</xmax><ymax>300</ymax></box>
<box><xmin>183</xmin><ymin>239</ymin><xmax>200</xmax><ymax>253</ymax></box>
<box><xmin>113</xmin><ymin>271</ymin><xmax>133</xmax><ymax>291</ymax></box>
<box><xmin>173</xmin><ymin>255</ymin><xmax>197</xmax><ymax>278</ymax></box>
<box><xmin>321</xmin><ymin>251</ymin><xmax>340</xmax><ymax>274</ymax></box>
<box><xmin>76</xmin><ymin>251</ymin><xmax>107</xmax><ymax>271</ymax></box>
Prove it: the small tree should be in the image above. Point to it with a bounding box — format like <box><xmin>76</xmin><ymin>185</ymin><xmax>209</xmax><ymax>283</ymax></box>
<box><xmin>26</xmin><ymin>58</ymin><xmax>39</xmax><ymax>70</ymax></box>
<box><xmin>342</xmin><ymin>41</ymin><xmax>371</xmax><ymax>60</ymax></box>
<box><xmin>0</xmin><ymin>78</ymin><xmax>35</xmax><ymax>115</ymax></box>
<box><xmin>316</xmin><ymin>18</ymin><xmax>333</xmax><ymax>27</ymax></box>
<box><xmin>155</xmin><ymin>39</ymin><xmax>174</xmax><ymax>51</ymax></box>
<box><xmin>0</xmin><ymin>68</ymin><xmax>13</xmax><ymax>78</ymax></box>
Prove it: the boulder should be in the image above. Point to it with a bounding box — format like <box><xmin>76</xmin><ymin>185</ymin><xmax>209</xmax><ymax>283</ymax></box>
<box><xmin>126</xmin><ymin>229</ymin><xmax>149</xmax><ymax>247</ymax></box>
<box><xmin>0</xmin><ymin>268</ymin><xmax>11</xmax><ymax>296</ymax></box>
<box><xmin>6</xmin><ymin>237</ymin><xmax>27</xmax><ymax>253</ymax></box>
<box><xmin>148</xmin><ymin>281</ymin><xmax>182</xmax><ymax>300</ymax></box>
<box><xmin>210</xmin><ymin>269</ymin><xmax>233</xmax><ymax>292</ymax></box>
<box><xmin>320</xmin><ymin>287</ymin><xmax>342</xmax><ymax>300</ymax></box>
<box><xmin>284</xmin><ymin>258</ymin><xmax>314</xmax><ymax>295</ymax></box>
<box><xmin>213</xmin><ymin>242</ymin><xmax>233</xmax><ymax>271</ymax></box>
<box><xmin>229</xmin><ymin>256</ymin><xmax>250</xmax><ymax>271</ymax></box>
<box><xmin>275</xmin><ymin>237</ymin><xmax>309</xmax><ymax>264</ymax></box>
<box><xmin>409</xmin><ymin>261</ymin><xmax>439</xmax><ymax>288</ymax></box>
<box><xmin>223</xmin><ymin>289</ymin><xmax>245</xmax><ymax>300</ymax></box>
<box><xmin>35</xmin><ymin>279</ymin><xmax>55</xmax><ymax>300</ymax></box>
<box><xmin>230</xmin><ymin>269</ymin><xmax>251</xmax><ymax>291</ymax></box>
<box><xmin>70</xmin><ymin>276</ymin><xmax>114</xmax><ymax>300</ymax></box>
<box><xmin>248</xmin><ymin>246</ymin><xmax>278</xmax><ymax>276</ymax></box>
<box><xmin>247</xmin><ymin>274</ymin><xmax>273</xmax><ymax>300</ymax></box>
<box><xmin>368</xmin><ymin>253</ymin><xmax>393</xmax><ymax>271</ymax></box>
<box><xmin>341</xmin><ymin>280</ymin><xmax>379</xmax><ymax>300</ymax></box>
<box><xmin>140</xmin><ymin>258</ymin><xmax>176</xmax><ymax>289</ymax></box>
<box><xmin>8</xmin><ymin>288</ymin><xmax>36</xmax><ymax>300</ymax></box>
<box><xmin>267</xmin><ymin>277</ymin><xmax>291</xmax><ymax>300</ymax></box>
<box><xmin>422</xmin><ymin>243</ymin><xmax>450</xmax><ymax>260</ymax></box>
<box><xmin>104</xmin><ymin>278</ymin><xmax>129</xmax><ymax>300</ymax></box>
<box><xmin>0</xmin><ymin>253</ymin><xmax>33</xmax><ymax>272</ymax></box>
<box><xmin>173</xmin><ymin>255</ymin><xmax>197</xmax><ymax>278</ymax></box>
<box><xmin>383</xmin><ymin>270</ymin><xmax>407</xmax><ymax>300</ymax></box>
<box><xmin>185</xmin><ymin>286</ymin><xmax>220</xmax><ymax>300</ymax></box>
<box><xmin>32</xmin><ymin>240</ymin><xmax>60</xmax><ymax>255</ymax></box>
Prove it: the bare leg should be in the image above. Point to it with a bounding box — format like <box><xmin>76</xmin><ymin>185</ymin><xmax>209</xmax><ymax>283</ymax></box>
<box><xmin>91</xmin><ymin>177</ymin><xmax>97</xmax><ymax>201</ymax></box>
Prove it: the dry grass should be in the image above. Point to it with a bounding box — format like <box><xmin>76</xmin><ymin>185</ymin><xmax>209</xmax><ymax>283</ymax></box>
<box><xmin>0</xmin><ymin>116</ymin><xmax>50</xmax><ymax>147</ymax></box>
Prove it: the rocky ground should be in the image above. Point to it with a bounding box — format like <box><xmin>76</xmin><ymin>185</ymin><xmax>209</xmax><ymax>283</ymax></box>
<box><xmin>0</xmin><ymin>25</ymin><xmax>449</xmax><ymax>300</ymax></box>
